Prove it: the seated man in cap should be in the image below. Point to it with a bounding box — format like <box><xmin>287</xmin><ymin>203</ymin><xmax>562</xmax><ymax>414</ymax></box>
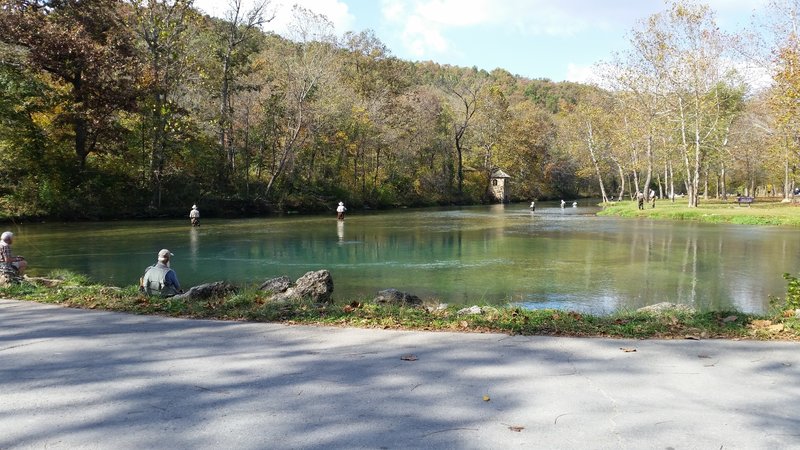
<box><xmin>140</xmin><ymin>249</ymin><xmax>183</xmax><ymax>297</ymax></box>
<box><xmin>0</xmin><ymin>231</ymin><xmax>26</xmax><ymax>275</ymax></box>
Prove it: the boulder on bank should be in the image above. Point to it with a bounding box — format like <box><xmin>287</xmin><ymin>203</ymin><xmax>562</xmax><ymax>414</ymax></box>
<box><xmin>637</xmin><ymin>302</ymin><xmax>695</xmax><ymax>314</ymax></box>
<box><xmin>259</xmin><ymin>276</ymin><xmax>292</xmax><ymax>294</ymax></box>
<box><xmin>373</xmin><ymin>288</ymin><xmax>422</xmax><ymax>306</ymax></box>
<box><xmin>173</xmin><ymin>281</ymin><xmax>237</xmax><ymax>301</ymax></box>
<box><xmin>260</xmin><ymin>270</ymin><xmax>334</xmax><ymax>303</ymax></box>
<box><xmin>0</xmin><ymin>273</ymin><xmax>21</xmax><ymax>286</ymax></box>
<box><xmin>294</xmin><ymin>270</ymin><xmax>334</xmax><ymax>302</ymax></box>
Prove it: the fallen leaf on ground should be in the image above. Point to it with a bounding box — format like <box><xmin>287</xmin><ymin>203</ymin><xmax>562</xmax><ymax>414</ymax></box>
<box><xmin>483</xmin><ymin>395</ymin><xmax>490</xmax><ymax>402</ymax></box>
<box><xmin>460</xmin><ymin>321</ymin><xmax>469</xmax><ymax>328</ymax></box>
<box><xmin>508</xmin><ymin>426</ymin><xmax>524</xmax><ymax>432</ymax></box>
<box><xmin>750</xmin><ymin>320</ymin><xmax>772</xmax><ymax>329</ymax></box>
<box><xmin>722</xmin><ymin>315</ymin><xmax>738</xmax><ymax>323</ymax></box>
<box><xmin>684</xmin><ymin>335</ymin><xmax>700</xmax><ymax>340</ymax></box>
<box><xmin>620</xmin><ymin>347</ymin><xmax>637</xmax><ymax>353</ymax></box>
<box><xmin>400</xmin><ymin>354</ymin><xmax>418</xmax><ymax>361</ymax></box>
<box><xmin>768</xmin><ymin>324</ymin><xmax>785</xmax><ymax>332</ymax></box>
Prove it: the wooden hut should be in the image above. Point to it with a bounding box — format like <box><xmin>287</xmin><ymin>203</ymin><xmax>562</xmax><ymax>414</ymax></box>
<box><xmin>490</xmin><ymin>168</ymin><xmax>511</xmax><ymax>203</ymax></box>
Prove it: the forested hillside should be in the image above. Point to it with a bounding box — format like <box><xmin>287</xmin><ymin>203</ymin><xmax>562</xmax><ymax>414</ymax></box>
<box><xmin>0</xmin><ymin>0</ymin><xmax>797</xmax><ymax>219</ymax></box>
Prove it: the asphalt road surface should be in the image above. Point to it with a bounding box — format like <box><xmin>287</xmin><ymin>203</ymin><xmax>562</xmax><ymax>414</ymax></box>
<box><xmin>2</xmin><ymin>299</ymin><xmax>799</xmax><ymax>449</ymax></box>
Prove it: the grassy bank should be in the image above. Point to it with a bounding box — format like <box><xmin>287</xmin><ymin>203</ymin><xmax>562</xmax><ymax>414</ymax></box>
<box><xmin>598</xmin><ymin>198</ymin><xmax>800</xmax><ymax>226</ymax></box>
<box><xmin>4</xmin><ymin>271</ymin><xmax>799</xmax><ymax>340</ymax></box>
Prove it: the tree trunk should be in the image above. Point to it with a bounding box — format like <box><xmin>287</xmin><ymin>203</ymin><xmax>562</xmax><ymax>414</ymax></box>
<box><xmin>585</xmin><ymin>121</ymin><xmax>609</xmax><ymax>203</ymax></box>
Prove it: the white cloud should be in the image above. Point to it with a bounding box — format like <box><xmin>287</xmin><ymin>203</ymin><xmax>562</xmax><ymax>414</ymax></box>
<box><xmin>193</xmin><ymin>0</ymin><xmax>356</xmax><ymax>36</ymax></box>
<box><xmin>565</xmin><ymin>63</ymin><xmax>601</xmax><ymax>84</ymax></box>
<box><xmin>379</xmin><ymin>0</ymin><xmax>650</xmax><ymax>60</ymax></box>
<box><xmin>403</xmin><ymin>15</ymin><xmax>449</xmax><ymax>56</ymax></box>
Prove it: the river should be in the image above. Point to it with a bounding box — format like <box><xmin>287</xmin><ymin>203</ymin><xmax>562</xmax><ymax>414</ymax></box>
<box><xmin>8</xmin><ymin>202</ymin><xmax>796</xmax><ymax>313</ymax></box>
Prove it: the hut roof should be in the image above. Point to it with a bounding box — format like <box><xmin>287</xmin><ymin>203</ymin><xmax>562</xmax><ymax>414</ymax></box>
<box><xmin>490</xmin><ymin>168</ymin><xmax>511</xmax><ymax>178</ymax></box>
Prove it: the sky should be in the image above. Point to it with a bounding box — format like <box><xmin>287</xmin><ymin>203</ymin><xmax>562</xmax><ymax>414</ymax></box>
<box><xmin>193</xmin><ymin>0</ymin><xmax>771</xmax><ymax>83</ymax></box>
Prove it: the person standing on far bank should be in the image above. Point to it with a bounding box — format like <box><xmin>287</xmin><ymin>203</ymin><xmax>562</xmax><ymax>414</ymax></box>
<box><xmin>637</xmin><ymin>191</ymin><xmax>645</xmax><ymax>210</ymax></box>
<box><xmin>189</xmin><ymin>204</ymin><xmax>200</xmax><ymax>227</ymax></box>
<box><xmin>140</xmin><ymin>249</ymin><xmax>182</xmax><ymax>297</ymax></box>
<box><xmin>337</xmin><ymin>201</ymin><xmax>347</xmax><ymax>220</ymax></box>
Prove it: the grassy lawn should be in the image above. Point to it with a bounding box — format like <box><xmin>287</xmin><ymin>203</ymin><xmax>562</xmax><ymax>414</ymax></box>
<box><xmin>3</xmin><ymin>271</ymin><xmax>799</xmax><ymax>341</ymax></box>
<box><xmin>598</xmin><ymin>197</ymin><xmax>800</xmax><ymax>226</ymax></box>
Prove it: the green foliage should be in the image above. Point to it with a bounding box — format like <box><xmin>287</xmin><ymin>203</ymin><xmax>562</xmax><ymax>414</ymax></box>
<box><xmin>523</xmin><ymin>79</ymin><xmax>589</xmax><ymax>114</ymax></box>
<box><xmin>0</xmin><ymin>1</ymin><xmax>783</xmax><ymax>219</ymax></box>
<box><xmin>599</xmin><ymin>199</ymin><xmax>800</xmax><ymax>227</ymax></box>
<box><xmin>771</xmin><ymin>273</ymin><xmax>800</xmax><ymax>312</ymax></box>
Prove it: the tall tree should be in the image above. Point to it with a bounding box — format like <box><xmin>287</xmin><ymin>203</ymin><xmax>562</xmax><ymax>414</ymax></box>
<box><xmin>439</xmin><ymin>67</ymin><xmax>486</xmax><ymax>199</ymax></box>
<box><xmin>0</xmin><ymin>0</ymin><xmax>139</xmax><ymax>168</ymax></box>
<box><xmin>216</xmin><ymin>0</ymin><xmax>272</xmax><ymax>179</ymax></box>
<box><xmin>255</xmin><ymin>6</ymin><xmax>337</xmax><ymax>199</ymax></box>
<box><xmin>132</xmin><ymin>0</ymin><xmax>196</xmax><ymax>207</ymax></box>
<box><xmin>625</xmin><ymin>1</ymin><xmax>732</xmax><ymax>207</ymax></box>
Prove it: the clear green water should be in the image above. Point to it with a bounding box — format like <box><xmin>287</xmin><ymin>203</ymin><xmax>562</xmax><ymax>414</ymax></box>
<box><xmin>7</xmin><ymin>203</ymin><xmax>795</xmax><ymax>313</ymax></box>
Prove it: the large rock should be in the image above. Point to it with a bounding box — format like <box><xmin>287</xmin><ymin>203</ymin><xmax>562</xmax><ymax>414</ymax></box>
<box><xmin>259</xmin><ymin>276</ymin><xmax>292</xmax><ymax>293</ymax></box>
<box><xmin>173</xmin><ymin>281</ymin><xmax>237</xmax><ymax>301</ymax></box>
<box><xmin>0</xmin><ymin>272</ymin><xmax>19</xmax><ymax>287</ymax></box>
<box><xmin>265</xmin><ymin>270</ymin><xmax>334</xmax><ymax>304</ymax></box>
<box><xmin>293</xmin><ymin>270</ymin><xmax>334</xmax><ymax>303</ymax></box>
<box><xmin>0</xmin><ymin>264</ymin><xmax>20</xmax><ymax>286</ymax></box>
<box><xmin>637</xmin><ymin>302</ymin><xmax>695</xmax><ymax>314</ymax></box>
<box><xmin>373</xmin><ymin>288</ymin><xmax>422</xmax><ymax>306</ymax></box>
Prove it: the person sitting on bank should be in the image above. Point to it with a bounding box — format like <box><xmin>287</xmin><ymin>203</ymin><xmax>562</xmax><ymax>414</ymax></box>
<box><xmin>140</xmin><ymin>249</ymin><xmax>183</xmax><ymax>297</ymax></box>
<box><xmin>189</xmin><ymin>204</ymin><xmax>200</xmax><ymax>227</ymax></box>
<box><xmin>0</xmin><ymin>231</ymin><xmax>26</xmax><ymax>275</ymax></box>
<box><xmin>336</xmin><ymin>201</ymin><xmax>347</xmax><ymax>220</ymax></box>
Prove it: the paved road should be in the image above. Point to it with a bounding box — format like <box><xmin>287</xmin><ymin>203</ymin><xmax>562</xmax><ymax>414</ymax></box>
<box><xmin>2</xmin><ymin>299</ymin><xmax>799</xmax><ymax>449</ymax></box>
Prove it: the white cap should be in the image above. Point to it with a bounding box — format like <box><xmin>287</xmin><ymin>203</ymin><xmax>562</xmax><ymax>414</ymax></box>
<box><xmin>0</xmin><ymin>231</ymin><xmax>12</xmax><ymax>242</ymax></box>
<box><xmin>158</xmin><ymin>249</ymin><xmax>174</xmax><ymax>261</ymax></box>
<box><xmin>192</xmin><ymin>204</ymin><xmax>197</xmax><ymax>209</ymax></box>
<box><xmin>338</xmin><ymin>202</ymin><xmax>344</xmax><ymax>206</ymax></box>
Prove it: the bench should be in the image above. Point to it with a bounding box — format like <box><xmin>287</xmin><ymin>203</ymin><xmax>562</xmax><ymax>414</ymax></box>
<box><xmin>736</xmin><ymin>196</ymin><xmax>754</xmax><ymax>206</ymax></box>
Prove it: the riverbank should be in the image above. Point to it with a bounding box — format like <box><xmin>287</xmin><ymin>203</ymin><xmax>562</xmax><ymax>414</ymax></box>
<box><xmin>597</xmin><ymin>197</ymin><xmax>800</xmax><ymax>226</ymax></box>
<box><xmin>4</xmin><ymin>271</ymin><xmax>799</xmax><ymax>340</ymax></box>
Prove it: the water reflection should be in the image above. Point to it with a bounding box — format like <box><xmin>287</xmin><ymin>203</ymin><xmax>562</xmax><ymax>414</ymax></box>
<box><xmin>15</xmin><ymin>204</ymin><xmax>799</xmax><ymax>313</ymax></box>
<box><xmin>189</xmin><ymin>227</ymin><xmax>199</xmax><ymax>272</ymax></box>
